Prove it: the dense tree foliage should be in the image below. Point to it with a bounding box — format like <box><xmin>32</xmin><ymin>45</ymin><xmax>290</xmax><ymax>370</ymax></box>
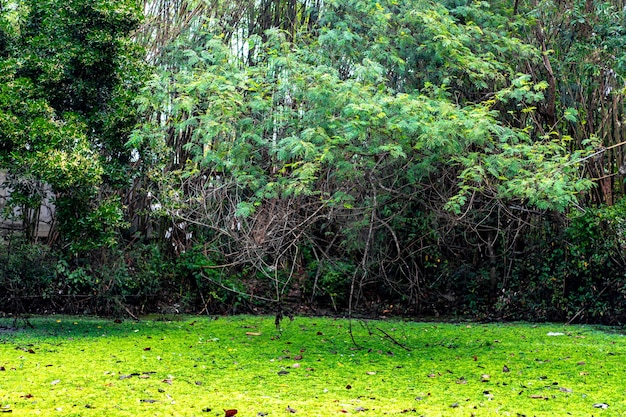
<box><xmin>0</xmin><ymin>0</ymin><xmax>142</xmax><ymax>250</ymax></box>
<box><xmin>2</xmin><ymin>0</ymin><xmax>626</xmax><ymax>322</ymax></box>
<box><xmin>130</xmin><ymin>0</ymin><xmax>596</xmax><ymax>311</ymax></box>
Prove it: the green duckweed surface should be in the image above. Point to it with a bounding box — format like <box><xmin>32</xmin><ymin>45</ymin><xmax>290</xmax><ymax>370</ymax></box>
<box><xmin>0</xmin><ymin>316</ymin><xmax>624</xmax><ymax>416</ymax></box>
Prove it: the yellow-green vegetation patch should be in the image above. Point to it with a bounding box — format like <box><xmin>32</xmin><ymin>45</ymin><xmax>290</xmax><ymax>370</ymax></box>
<box><xmin>0</xmin><ymin>316</ymin><xmax>624</xmax><ymax>416</ymax></box>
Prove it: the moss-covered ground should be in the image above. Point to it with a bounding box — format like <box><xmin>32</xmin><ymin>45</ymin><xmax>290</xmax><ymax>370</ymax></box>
<box><xmin>0</xmin><ymin>316</ymin><xmax>624</xmax><ymax>416</ymax></box>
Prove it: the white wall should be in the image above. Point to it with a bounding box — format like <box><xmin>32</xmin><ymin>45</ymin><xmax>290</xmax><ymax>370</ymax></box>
<box><xmin>0</xmin><ymin>171</ymin><xmax>55</xmax><ymax>238</ymax></box>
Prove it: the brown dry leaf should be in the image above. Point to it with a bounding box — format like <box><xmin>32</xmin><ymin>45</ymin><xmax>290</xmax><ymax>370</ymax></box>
<box><xmin>246</xmin><ymin>332</ymin><xmax>261</xmax><ymax>336</ymax></box>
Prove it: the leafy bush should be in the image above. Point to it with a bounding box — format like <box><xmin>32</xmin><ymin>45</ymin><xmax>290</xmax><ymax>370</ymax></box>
<box><xmin>175</xmin><ymin>245</ymin><xmax>251</xmax><ymax>313</ymax></box>
<box><xmin>305</xmin><ymin>259</ymin><xmax>354</xmax><ymax>310</ymax></box>
<box><xmin>0</xmin><ymin>239</ymin><xmax>172</xmax><ymax>315</ymax></box>
<box><xmin>491</xmin><ymin>198</ymin><xmax>626</xmax><ymax>323</ymax></box>
<box><xmin>0</xmin><ymin>237</ymin><xmax>56</xmax><ymax>313</ymax></box>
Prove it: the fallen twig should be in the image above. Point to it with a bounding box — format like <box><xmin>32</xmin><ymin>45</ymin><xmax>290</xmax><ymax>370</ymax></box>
<box><xmin>376</xmin><ymin>327</ymin><xmax>411</xmax><ymax>351</ymax></box>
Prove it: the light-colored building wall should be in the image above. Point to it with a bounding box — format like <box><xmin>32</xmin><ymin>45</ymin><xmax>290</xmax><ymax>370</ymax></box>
<box><xmin>0</xmin><ymin>171</ymin><xmax>55</xmax><ymax>238</ymax></box>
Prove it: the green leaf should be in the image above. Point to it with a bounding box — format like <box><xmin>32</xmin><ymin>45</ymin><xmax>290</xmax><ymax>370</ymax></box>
<box><xmin>564</xmin><ymin>107</ymin><xmax>578</xmax><ymax>123</ymax></box>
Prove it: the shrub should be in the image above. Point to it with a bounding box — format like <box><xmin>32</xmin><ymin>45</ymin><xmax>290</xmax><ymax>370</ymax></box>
<box><xmin>0</xmin><ymin>237</ymin><xmax>57</xmax><ymax>313</ymax></box>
